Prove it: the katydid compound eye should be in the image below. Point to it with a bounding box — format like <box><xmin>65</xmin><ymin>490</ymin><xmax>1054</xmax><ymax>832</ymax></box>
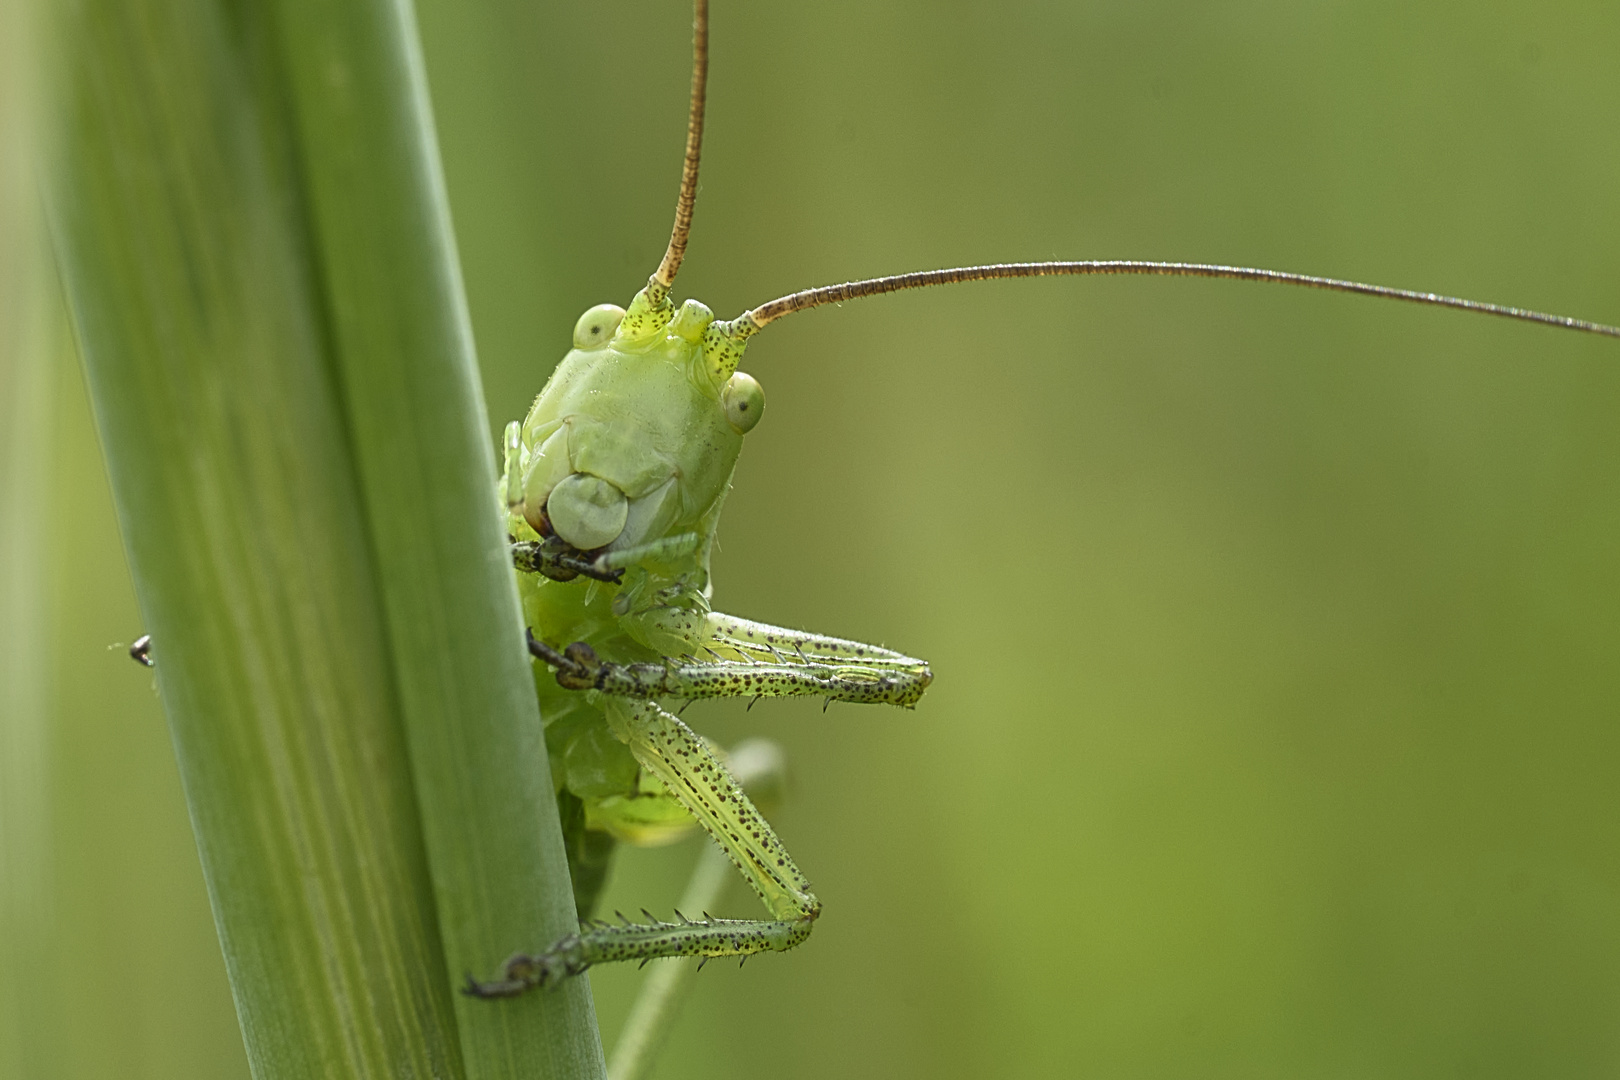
<box><xmin>722</xmin><ymin>372</ymin><xmax>765</xmax><ymax>434</ymax></box>
<box><xmin>573</xmin><ymin>304</ymin><xmax>626</xmax><ymax>349</ymax></box>
<box><xmin>547</xmin><ymin>473</ymin><xmax>628</xmax><ymax>550</ymax></box>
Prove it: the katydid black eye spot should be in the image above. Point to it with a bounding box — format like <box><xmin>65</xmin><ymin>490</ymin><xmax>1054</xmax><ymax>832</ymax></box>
<box><xmin>573</xmin><ymin>304</ymin><xmax>626</xmax><ymax>349</ymax></box>
<box><xmin>722</xmin><ymin>372</ymin><xmax>764</xmax><ymax>434</ymax></box>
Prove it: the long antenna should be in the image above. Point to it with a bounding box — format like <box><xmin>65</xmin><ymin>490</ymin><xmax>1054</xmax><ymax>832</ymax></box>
<box><xmin>736</xmin><ymin>261</ymin><xmax>1620</xmax><ymax>338</ymax></box>
<box><xmin>651</xmin><ymin>0</ymin><xmax>709</xmax><ymax>293</ymax></box>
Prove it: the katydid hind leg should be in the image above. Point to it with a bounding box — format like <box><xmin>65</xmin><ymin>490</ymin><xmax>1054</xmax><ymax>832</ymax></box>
<box><xmin>626</xmin><ymin>606</ymin><xmax>929</xmax><ymax>671</ymax></box>
<box><xmin>464</xmin><ymin>701</ymin><xmax>819</xmax><ymax>997</ymax></box>
<box><xmin>605</xmin><ymin>605</ymin><xmax>933</xmax><ymax>702</ymax></box>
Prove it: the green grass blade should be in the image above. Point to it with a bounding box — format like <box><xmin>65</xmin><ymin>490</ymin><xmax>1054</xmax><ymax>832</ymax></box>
<box><xmin>0</xmin><ymin>0</ymin><xmax>52</xmax><ymax>1066</ymax></box>
<box><xmin>52</xmin><ymin>1</ymin><xmax>465</xmax><ymax>1074</ymax></box>
<box><xmin>0</xmin><ymin>314</ymin><xmax>53</xmax><ymax>1080</ymax></box>
<box><xmin>48</xmin><ymin>0</ymin><xmax>603</xmax><ymax>1075</ymax></box>
<box><xmin>264</xmin><ymin>0</ymin><xmax>605</xmax><ymax>1073</ymax></box>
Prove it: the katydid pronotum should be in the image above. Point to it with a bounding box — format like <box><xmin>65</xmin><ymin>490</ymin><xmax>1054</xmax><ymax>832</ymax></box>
<box><xmin>457</xmin><ymin>0</ymin><xmax>1619</xmax><ymax>998</ymax></box>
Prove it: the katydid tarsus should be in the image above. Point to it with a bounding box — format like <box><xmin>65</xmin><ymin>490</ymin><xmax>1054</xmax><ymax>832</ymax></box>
<box><xmin>458</xmin><ymin>0</ymin><xmax>1620</xmax><ymax>998</ymax></box>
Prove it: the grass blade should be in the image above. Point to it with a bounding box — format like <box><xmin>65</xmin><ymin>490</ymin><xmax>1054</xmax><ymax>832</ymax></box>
<box><xmin>0</xmin><ymin>0</ymin><xmax>52</xmax><ymax>1065</ymax></box>
<box><xmin>264</xmin><ymin>0</ymin><xmax>605</xmax><ymax>1073</ymax></box>
<box><xmin>49</xmin><ymin>0</ymin><xmax>603</xmax><ymax>1075</ymax></box>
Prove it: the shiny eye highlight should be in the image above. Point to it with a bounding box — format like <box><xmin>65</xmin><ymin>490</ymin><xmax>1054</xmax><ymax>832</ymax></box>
<box><xmin>722</xmin><ymin>371</ymin><xmax>765</xmax><ymax>434</ymax></box>
<box><xmin>573</xmin><ymin>304</ymin><xmax>626</xmax><ymax>349</ymax></box>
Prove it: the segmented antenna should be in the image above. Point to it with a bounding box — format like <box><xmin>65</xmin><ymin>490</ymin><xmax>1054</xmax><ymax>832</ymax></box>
<box><xmin>650</xmin><ymin>0</ymin><xmax>709</xmax><ymax>295</ymax></box>
<box><xmin>735</xmin><ymin>261</ymin><xmax>1620</xmax><ymax>338</ymax></box>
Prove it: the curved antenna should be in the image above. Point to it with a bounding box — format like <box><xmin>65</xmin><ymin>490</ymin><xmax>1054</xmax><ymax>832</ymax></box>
<box><xmin>736</xmin><ymin>261</ymin><xmax>1620</xmax><ymax>338</ymax></box>
<box><xmin>651</xmin><ymin>0</ymin><xmax>710</xmax><ymax>294</ymax></box>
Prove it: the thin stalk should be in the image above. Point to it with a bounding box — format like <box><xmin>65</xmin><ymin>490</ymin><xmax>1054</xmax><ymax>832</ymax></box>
<box><xmin>607</xmin><ymin>844</ymin><xmax>734</xmax><ymax>1080</ymax></box>
<box><xmin>607</xmin><ymin>739</ymin><xmax>785</xmax><ymax>1080</ymax></box>
<box><xmin>49</xmin><ymin>0</ymin><xmax>603</xmax><ymax>1075</ymax></box>
<box><xmin>0</xmin><ymin>0</ymin><xmax>52</xmax><ymax>1062</ymax></box>
<box><xmin>263</xmin><ymin>0</ymin><xmax>603</xmax><ymax>1073</ymax></box>
<box><xmin>0</xmin><ymin>310</ymin><xmax>52</xmax><ymax>1080</ymax></box>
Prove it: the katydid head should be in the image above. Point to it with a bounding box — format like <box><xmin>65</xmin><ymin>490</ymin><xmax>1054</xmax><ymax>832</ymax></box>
<box><xmin>505</xmin><ymin>293</ymin><xmax>766</xmax><ymax>560</ymax></box>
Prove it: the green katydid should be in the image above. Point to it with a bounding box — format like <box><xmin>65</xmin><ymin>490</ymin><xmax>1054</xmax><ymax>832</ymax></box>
<box><xmin>460</xmin><ymin>0</ymin><xmax>1620</xmax><ymax>998</ymax></box>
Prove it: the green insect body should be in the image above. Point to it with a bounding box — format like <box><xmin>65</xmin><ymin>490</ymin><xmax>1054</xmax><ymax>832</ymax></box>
<box><xmin>468</xmin><ymin>280</ymin><xmax>932</xmax><ymax>995</ymax></box>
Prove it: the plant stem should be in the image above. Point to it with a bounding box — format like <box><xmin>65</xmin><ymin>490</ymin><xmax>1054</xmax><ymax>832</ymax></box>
<box><xmin>49</xmin><ymin>0</ymin><xmax>603</xmax><ymax>1074</ymax></box>
<box><xmin>0</xmin><ymin>0</ymin><xmax>52</xmax><ymax>1058</ymax></box>
<box><xmin>608</xmin><ymin>844</ymin><xmax>734</xmax><ymax>1080</ymax></box>
<box><xmin>607</xmin><ymin>739</ymin><xmax>785</xmax><ymax>1080</ymax></box>
<box><xmin>262</xmin><ymin>0</ymin><xmax>605</xmax><ymax>1073</ymax></box>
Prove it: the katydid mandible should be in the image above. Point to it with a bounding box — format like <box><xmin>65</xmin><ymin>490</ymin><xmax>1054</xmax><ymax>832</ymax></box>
<box><xmin>460</xmin><ymin>0</ymin><xmax>1620</xmax><ymax>998</ymax></box>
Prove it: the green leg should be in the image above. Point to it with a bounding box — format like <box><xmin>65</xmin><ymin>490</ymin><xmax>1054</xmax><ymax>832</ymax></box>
<box><xmin>510</xmin><ymin>537</ymin><xmax>623</xmax><ymax>583</ymax></box>
<box><xmin>547</xmin><ymin>606</ymin><xmax>932</xmax><ymax>706</ymax></box>
<box><xmin>510</xmin><ymin>529</ymin><xmax>704</xmax><ymax>584</ymax></box>
<box><xmin>528</xmin><ymin>631</ymin><xmax>932</xmax><ymax>707</ymax></box>
<box><xmin>626</xmin><ymin>605</ymin><xmax>928</xmax><ymax>671</ymax></box>
<box><xmin>464</xmin><ymin>701</ymin><xmax>818</xmax><ymax>998</ymax></box>
<box><xmin>705</xmin><ymin>612</ymin><xmax>925</xmax><ymax>670</ymax></box>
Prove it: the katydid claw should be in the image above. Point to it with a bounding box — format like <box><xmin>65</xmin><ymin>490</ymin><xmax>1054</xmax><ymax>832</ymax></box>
<box><xmin>463</xmin><ymin>941</ymin><xmax>593</xmax><ymax>998</ymax></box>
<box><xmin>460</xmin><ymin>972</ymin><xmax>529</xmax><ymax>999</ymax></box>
<box><xmin>526</xmin><ymin>630</ymin><xmax>606</xmax><ymax>690</ymax></box>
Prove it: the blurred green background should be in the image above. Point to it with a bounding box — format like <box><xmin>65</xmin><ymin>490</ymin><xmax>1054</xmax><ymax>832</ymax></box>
<box><xmin>11</xmin><ymin>0</ymin><xmax>1620</xmax><ymax>1077</ymax></box>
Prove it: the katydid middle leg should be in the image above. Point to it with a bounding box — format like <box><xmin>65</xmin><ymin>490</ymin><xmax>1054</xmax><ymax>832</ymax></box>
<box><xmin>528</xmin><ymin>630</ymin><xmax>931</xmax><ymax>707</ymax></box>
<box><xmin>529</xmin><ymin>601</ymin><xmax>931</xmax><ymax>707</ymax></box>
